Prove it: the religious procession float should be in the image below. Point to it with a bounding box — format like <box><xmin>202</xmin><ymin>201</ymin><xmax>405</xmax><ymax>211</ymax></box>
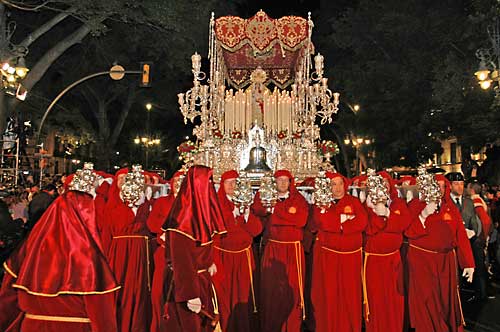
<box><xmin>176</xmin><ymin>10</ymin><xmax>339</xmax><ymax>181</ymax></box>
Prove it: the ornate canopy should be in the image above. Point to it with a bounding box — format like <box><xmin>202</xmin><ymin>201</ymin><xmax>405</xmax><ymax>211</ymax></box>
<box><xmin>214</xmin><ymin>10</ymin><xmax>313</xmax><ymax>89</ymax></box>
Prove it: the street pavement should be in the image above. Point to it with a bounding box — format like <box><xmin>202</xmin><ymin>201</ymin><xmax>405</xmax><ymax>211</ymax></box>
<box><xmin>462</xmin><ymin>281</ymin><xmax>500</xmax><ymax>332</ymax></box>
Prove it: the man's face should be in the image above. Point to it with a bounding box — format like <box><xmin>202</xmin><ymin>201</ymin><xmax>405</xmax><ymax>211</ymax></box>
<box><xmin>223</xmin><ymin>178</ymin><xmax>237</xmax><ymax>197</ymax></box>
<box><xmin>450</xmin><ymin>181</ymin><xmax>464</xmax><ymax>196</ymax></box>
<box><xmin>276</xmin><ymin>176</ymin><xmax>290</xmax><ymax>194</ymax></box>
<box><xmin>330</xmin><ymin>177</ymin><xmax>345</xmax><ymax>199</ymax></box>
<box><xmin>438</xmin><ymin>180</ymin><xmax>446</xmax><ymax>198</ymax></box>
<box><xmin>117</xmin><ymin>174</ymin><xmax>127</xmax><ymax>191</ymax></box>
<box><xmin>383</xmin><ymin>178</ymin><xmax>391</xmax><ymax>192</ymax></box>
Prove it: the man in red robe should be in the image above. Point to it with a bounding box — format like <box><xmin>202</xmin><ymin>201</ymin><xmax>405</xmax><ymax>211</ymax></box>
<box><xmin>0</xmin><ymin>173</ymin><xmax>119</xmax><ymax>332</ymax></box>
<box><xmin>310</xmin><ymin>171</ymin><xmax>367</xmax><ymax>332</ymax></box>
<box><xmin>147</xmin><ymin>170</ymin><xmax>184</xmax><ymax>332</ymax></box>
<box><xmin>252</xmin><ymin>169</ymin><xmax>309</xmax><ymax>332</ymax></box>
<box><xmin>212</xmin><ymin>170</ymin><xmax>263</xmax><ymax>332</ymax></box>
<box><xmin>102</xmin><ymin>167</ymin><xmax>153</xmax><ymax>332</ymax></box>
<box><xmin>405</xmin><ymin>174</ymin><xmax>475</xmax><ymax>332</ymax></box>
<box><xmin>162</xmin><ymin>165</ymin><xmax>227</xmax><ymax>332</ymax></box>
<box><xmin>363</xmin><ymin>171</ymin><xmax>411</xmax><ymax>332</ymax></box>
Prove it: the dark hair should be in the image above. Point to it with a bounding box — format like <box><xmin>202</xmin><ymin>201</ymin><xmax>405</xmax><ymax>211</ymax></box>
<box><xmin>469</xmin><ymin>182</ymin><xmax>482</xmax><ymax>195</ymax></box>
<box><xmin>43</xmin><ymin>183</ymin><xmax>57</xmax><ymax>192</ymax></box>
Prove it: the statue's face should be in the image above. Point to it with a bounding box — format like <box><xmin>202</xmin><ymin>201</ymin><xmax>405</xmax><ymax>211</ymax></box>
<box><xmin>330</xmin><ymin>177</ymin><xmax>345</xmax><ymax>199</ymax></box>
<box><xmin>276</xmin><ymin>176</ymin><xmax>290</xmax><ymax>194</ymax></box>
<box><xmin>223</xmin><ymin>178</ymin><xmax>237</xmax><ymax>197</ymax></box>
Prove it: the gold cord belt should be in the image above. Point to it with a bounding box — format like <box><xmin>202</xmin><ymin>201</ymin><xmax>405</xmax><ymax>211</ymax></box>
<box><xmin>268</xmin><ymin>239</ymin><xmax>306</xmax><ymax>320</ymax></box>
<box><xmin>112</xmin><ymin>235</ymin><xmax>152</xmax><ymax>291</ymax></box>
<box><xmin>362</xmin><ymin>249</ymin><xmax>399</xmax><ymax>322</ymax></box>
<box><xmin>25</xmin><ymin>313</ymin><xmax>90</xmax><ymax>323</ymax></box>
<box><xmin>214</xmin><ymin>245</ymin><xmax>257</xmax><ymax>313</ymax></box>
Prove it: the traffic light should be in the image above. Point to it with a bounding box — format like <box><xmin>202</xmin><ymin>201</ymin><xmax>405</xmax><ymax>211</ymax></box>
<box><xmin>140</xmin><ymin>62</ymin><xmax>152</xmax><ymax>87</ymax></box>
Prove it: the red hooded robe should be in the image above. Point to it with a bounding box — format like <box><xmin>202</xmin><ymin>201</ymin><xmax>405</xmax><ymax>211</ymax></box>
<box><xmin>363</xmin><ymin>171</ymin><xmax>411</xmax><ymax>332</ymax></box>
<box><xmin>310</xmin><ymin>171</ymin><xmax>368</xmax><ymax>332</ymax></box>
<box><xmin>146</xmin><ymin>172</ymin><xmax>181</xmax><ymax>332</ymax></box>
<box><xmin>212</xmin><ymin>170</ymin><xmax>263</xmax><ymax>332</ymax></box>
<box><xmin>252</xmin><ymin>169</ymin><xmax>309</xmax><ymax>332</ymax></box>
<box><xmin>405</xmin><ymin>175</ymin><xmax>474</xmax><ymax>332</ymax></box>
<box><xmin>161</xmin><ymin>165</ymin><xmax>227</xmax><ymax>332</ymax></box>
<box><xmin>0</xmin><ymin>191</ymin><xmax>119</xmax><ymax>332</ymax></box>
<box><xmin>102</xmin><ymin>168</ymin><xmax>153</xmax><ymax>332</ymax></box>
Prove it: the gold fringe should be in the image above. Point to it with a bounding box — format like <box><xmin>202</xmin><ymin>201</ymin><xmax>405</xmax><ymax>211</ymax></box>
<box><xmin>12</xmin><ymin>284</ymin><xmax>121</xmax><ymax>297</ymax></box>
<box><xmin>3</xmin><ymin>262</ymin><xmax>18</xmax><ymax>278</ymax></box>
<box><xmin>25</xmin><ymin>313</ymin><xmax>91</xmax><ymax>323</ymax></box>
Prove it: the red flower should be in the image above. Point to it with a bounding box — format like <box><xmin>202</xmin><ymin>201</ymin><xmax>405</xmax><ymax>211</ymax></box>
<box><xmin>277</xmin><ymin>130</ymin><xmax>287</xmax><ymax>140</ymax></box>
<box><xmin>231</xmin><ymin>131</ymin><xmax>242</xmax><ymax>139</ymax></box>
<box><xmin>212</xmin><ymin>129</ymin><xmax>223</xmax><ymax>139</ymax></box>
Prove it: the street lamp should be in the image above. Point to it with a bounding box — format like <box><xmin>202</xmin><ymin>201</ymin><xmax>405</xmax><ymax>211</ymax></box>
<box><xmin>133</xmin><ymin>136</ymin><xmax>160</xmax><ymax>169</ymax></box>
<box><xmin>1</xmin><ymin>56</ymin><xmax>29</xmax><ymax>101</ymax></box>
<box><xmin>475</xmin><ymin>16</ymin><xmax>500</xmax><ymax>99</ymax></box>
<box><xmin>344</xmin><ymin>134</ymin><xmax>372</xmax><ymax>175</ymax></box>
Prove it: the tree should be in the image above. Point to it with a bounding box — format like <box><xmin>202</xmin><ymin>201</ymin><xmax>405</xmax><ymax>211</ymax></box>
<box><xmin>318</xmin><ymin>0</ymin><xmax>497</xmax><ymax>169</ymax></box>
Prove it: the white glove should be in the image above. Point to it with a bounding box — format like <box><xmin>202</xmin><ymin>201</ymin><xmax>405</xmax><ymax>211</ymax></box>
<box><xmin>98</xmin><ymin>177</ymin><xmax>113</xmax><ymax>186</ymax></box>
<box><xmin>373</xmin><ymin>203</ymin><xmax>390</xmax><ymax>217</ymax></box>
<box><xmin>406</xmin><ymin>190</ymin><xmax>414</xmax><ymax>203</ymax></box>
<box><xmin>208</xmin><ymin>263</ymin><xmax>217</xmax><ymax>277</ymax></box>
<box><xmin>366</xmin><ymin>195</ymin><xmax>375</xmax><ymax>209</ymax></box>
<box><xmin>243</xmin><ymin>207</ymin><xmax>250</xmax><ymax>223</ymax></box>
<box><xmin>465</xmin><ymin>229</ymin><xmax>476</xmax><ymax>239</ymax></box>
<box><xmin>340</xmin><ymin>214</ymin><xmax>354</xmax><ymax>224</ymax></box>
<box><xmin>359</xmin><ymin>190</ymin><xmax>366</xmax><ymax>203</ymax></box>
<box><xmin>160</xmin><ymin>232</ymin><xmax>166</xmax><ymax>242</ymax></box>
<box><xmin>232</xmin><ymin>206</ymin><xmax>241</xmax><ymax>218</ymax></box>
<box><xmin>462</xmin><ymin>267</ymin><xmax>474</xmax><ymax>283</ymax></box>
<box><xmin>420</xmin><ymin>202</ymin><xmax>437</xmax><ymax>219</ymax></box>
<box><xmin>187</xmin><ymin>297</ymin><xmax>202</xmax><ymax>313</ymax></box>
<box><xmin>145</xmin><ymin>186</ymin><xmax>153</xmax><ymax>201</ymax></box>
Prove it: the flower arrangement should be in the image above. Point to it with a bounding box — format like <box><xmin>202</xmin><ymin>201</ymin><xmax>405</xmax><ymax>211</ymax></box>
<box><xmin>231</xmin><ymin>131</ymin><xmax>242</xmax><ymax>139</ymax></box>
<box><xmin>212</xmin><ymin>128</ymin><xmax>223</xmax><ymax>139</ymax></box>
<box><xmin>277</xmin><ymin>130</ymin><xmax>287</xmax><ymax>140</ymax></box>
<box><xmin>317</xmin><ymin>140</ymin><xmax>339</xmax><ymax>156</ymax></box>
<box><xmin>177</xmin><ymin>140</ymin><xmax>197</xmax><ymax>161</ymax></box>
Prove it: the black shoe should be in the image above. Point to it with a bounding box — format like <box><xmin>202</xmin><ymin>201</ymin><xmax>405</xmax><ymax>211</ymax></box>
<box><xmin>466</xmin><ymin>295</ymin><xmax>478</xmax><ymax>303</ymax></box>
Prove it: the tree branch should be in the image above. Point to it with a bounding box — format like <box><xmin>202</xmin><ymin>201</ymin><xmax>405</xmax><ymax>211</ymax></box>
<box><xmin>104</xmin><ymin>85</ymin><xmax>127</xmax><ymax>107</ymax></box>
<box><xmin>19</xmin><ymin>9</ymin><xmax>72</xmax><ymax>48</ymax></box>
<box><xmin>1</xmin><ymin>0</ymin><xmax>51</xmax><ymax>11</ymax></box>
<box><xmin>110</xmin><ymin>83</ymin><xmax>137</xmax><ymax>146</ymax></box>
<box><xmin>22</xmin><ymin>23</ymin><xmax>95</xmax><ymax>92</ymax></box>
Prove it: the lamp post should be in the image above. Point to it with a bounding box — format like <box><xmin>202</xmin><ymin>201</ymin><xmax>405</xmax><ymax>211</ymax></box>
<box><xmin>344</xmin><ymin>135</ymin><xmax>371</xmax><ymax>175</ymax></box>
<box><xmin>134</xmin><ymin>136</ymin><xmax>160</xmax><ymax>169</ymax></box>
<box><xmin>475</xmin><ymin>16</ymin><xmax>500</xmax><ymax>101</ymax></box>
<box><xmin>1</xmin><ymin>56</ymin><xmax>29</xmax><ymax>100</ymax></box>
